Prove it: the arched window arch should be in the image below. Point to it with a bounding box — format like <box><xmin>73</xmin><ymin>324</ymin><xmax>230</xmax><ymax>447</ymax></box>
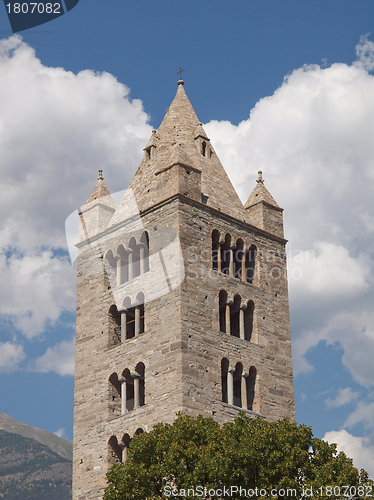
<box><xmin>108</xmin><ymin>373</ymin><xmax>121</xmax><ymax>418</ymax></box>
<box><xmin>122</xmin><ymin>368</ymin><xmax>134</xmax><ymax>413</ymax></box>
<box><xmin>134</xmin><ymin>362</ymin><xmax>145</xmax><ymax>408</ymax></box>
<box><xmin>220</xmin><ymin>234</ymin><xmax>231</xmax><ymax>275</ymax></box>
<box><xmin>230</xmin><ymin>295</ymin><xmax>241</xmax><ymax>338</ymax></box>
<box><xmin>221</xmin><ymin>358</ymin><xmax>229</xmax><ymax>403</ymax></box>
<box><xmin>233</xmin><ymin>239</ymin><xmax>244</xmax><ymax>279</ymax></box>
<box><xmin>135</xmin><ymin>428</ymin><xmax>144</xmax><ymax>436</ymax></box>
<box><xmin>246</xmin><ymin>366</ymin><xmax>256</xmax><ymax>411</ymax></box>
<box><xmin>233</xmin><ymin>362</ymin><xmax>243</xmax><ymax>407</ymax></box>
<box><xmin>104</xmin><ymin>250</ymin><xmax>117</xmax><ymax>289</ymax></box>
<box><xmin>121</xmin><ymin>433</ymin><xmax>131</xmax><ymax>461</ymax></box>
<box><xmin>108</xmin><ymin>436</ymin><xmax>122</xmax><ymax>465</ymax></box>
<box><xmin>129</xmin><ymin>237</ymin><xmax>140</xmax><ymax>279</ymax></box>
<box><xmin>244</xmin><ymin>300</ymin><xmax>254</xmax><ymax>341</ymax></box>
<box><xmin>117</xmin><ymin>245</ymin><xmax>129</xmax><ymax>285</ymax></box>
<box><xmin>219</xmin><ymin>291</ymin><xmax>227</xmax><ymax>333</ymax></box>
<box><xmin>245</xmin><ymin>245</ymin><xmax>257</xmax><ymax>284</ymax></box>
<box><xmin>212</xmin><ymin>230</ymin><xmax>220</xmax><ymax>271</ymax></box>
<box><xmin>122</xmin><ymin>294</ymin><xmax>145</xmax><ymax>340</ymax></box>
<box><xmin>140</xmin><ymin>232</ymin><xmax>150</xmax><ymax>274</ymax></box>
<box><xmin>108</xmin><ymin>305</ymin><xmax>121</xmax><ymax>347</ymax></box>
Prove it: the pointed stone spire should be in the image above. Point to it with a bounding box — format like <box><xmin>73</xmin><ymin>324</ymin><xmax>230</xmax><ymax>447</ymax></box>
<box><xmin>245</xmin><ymin>171</ymin><xmax>284</xmax><ymax>239</ymax></box>
<box><xmin>79</xmin><ymin>170</ymin><xmax>117</xmax><ymax>242</ymax></box>
<box><xmin>127</xmin><ymin>82</ymin><xmax>245</xmax><ymax>220</ymax></box>
<box><xmin>244</xmin><ymin>171</ymin><xmax>280</xmax><ymax>210</ymax></box>
<box><xmin>86</xmin><ymin>169</ymin><xmax>112</xmax><ymax>204</ymax></box>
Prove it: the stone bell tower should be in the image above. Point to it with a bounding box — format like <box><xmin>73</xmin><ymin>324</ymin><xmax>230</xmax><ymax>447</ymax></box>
<box><xmin>72</xmin><ymin>80</ymin><xmax>295</xmax><ymax>500</ymax></box>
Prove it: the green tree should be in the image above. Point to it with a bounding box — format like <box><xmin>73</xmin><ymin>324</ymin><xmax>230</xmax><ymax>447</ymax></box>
<box><xmin>104</xmin><ymin>413</ymin><xmax>372</xmax><ymax>500</ymax></box>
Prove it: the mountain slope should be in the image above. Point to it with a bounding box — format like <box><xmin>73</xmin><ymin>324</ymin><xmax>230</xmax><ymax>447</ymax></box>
<box><xmin>0</xmin><ymin>413</ymin><xmax>73</xmax><ymax>500</ymax></box>
<box><xmin>0</xmin><ymin>429</ymin><xmax>72</xmax><ymax>500</ymax></box>
<box><xmin>0</xmin><ymin>413</ymin><xmax>72</xmax><ymax>461</ymax></box>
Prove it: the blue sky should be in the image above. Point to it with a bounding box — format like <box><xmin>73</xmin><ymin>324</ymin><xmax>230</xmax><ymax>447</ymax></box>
<box><xmin>1</xmin><ymin>0</ymin><xmax>374</xmax><ymax>476</ymax></box>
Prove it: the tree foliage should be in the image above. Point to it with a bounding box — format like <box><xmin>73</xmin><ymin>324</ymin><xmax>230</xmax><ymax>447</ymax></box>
<box><xmin>104</xmin><ymin>413</ymin><xmax>372</xmax><ymax>500</ymax></box>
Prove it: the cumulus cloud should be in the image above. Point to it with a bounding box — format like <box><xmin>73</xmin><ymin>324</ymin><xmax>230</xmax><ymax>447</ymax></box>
<box><xmin>0</xmin><ymin>342</ymin><xmax>25</xmax><ymax>372</ymax></box>
<box><xmin>0</xmin><ymin>35</ymin><xmax>152</xmax><ymax>337</ymax></box>
<box><xmin>33</xmin><ymin>338</ymin><xmax>75</xmax><ymax>376</ymax></box>
<box><xmin>344</xmin><ymin>401</ymin><xmax>374</xmax><ymax>430</ymax></box>
<box><xmin>205</xmin><ymin>35</ymin><xmax>374</xmax><ymax>384</ymax></box>
<box><xmin>0</xmin><ymin>251</ymin><xmax>75</xmax><ymax>338</ymax></box>
<box><xmin>54</xmin><ymin>428</ymin><xmax>67</xmax><ymax>439</ymax></box>
<box><xmin>289</xmin><ymin>242</ymin><xmax>370</xmax><ymax>299</ymax></box>
<box><xmin>325</xmin><ymin>387</ymin><xmax>360</xmax><ymax>409</ymax></box>
<box><xmin>324</xmin><ymin>429</ymin><xmax>374</xmax><ymax>478</ymax></box>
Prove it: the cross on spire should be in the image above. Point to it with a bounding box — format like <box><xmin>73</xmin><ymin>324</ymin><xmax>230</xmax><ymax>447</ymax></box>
<box><xmin>177</xmin><ymin>67</ymin><xmax>185</xmax><ymax>81</ymax></box>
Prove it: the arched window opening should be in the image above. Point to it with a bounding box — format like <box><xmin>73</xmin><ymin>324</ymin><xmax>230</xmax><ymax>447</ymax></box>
<box><xmin>233</xmin><ymin>239</ymin><xmax>244</xmax><ymax>279</ymax></box>
<box><xmin>117</xmin><ymin>245</ymin><xmax>129</xmax><ymax>285</ymax></box>
<box><xmin>135</xmin><ymin>362</ymin><xmax>145</xmax><ymax>408</ymax></box>
<box><xmin>123</xmin><ymin>295</ymin><xmax>145</xmax><ymax>340</ymax></box>
<box><xmin>230</xmin><ymin>295</ymin><xmax>241</xmax><ymax>338</ymax></box>
<box><xmin>136</xmin><ymin>293</ymin><xmax>145</xmax><ymax>335</ymax></box>
<box><xmin>202</xmin><ymin>141</ymin><xmax>206</xmax><ymax>157</ymax></box>
<box><xmin>212</xmin><ymin>230</ymin><xmax>220</xmax><ymax>271</ymax></box>
<box><xmin>108</xmin><ymin>305</ymin><xmax>121</xmax><ymax>347</ymax></box>
<box><xmin>135</xmin><ymin>428</ymin><xmax>144</xmax><ymax>435</ymax></box>
<box><xmin>121</xmin><ymin>434</ymin><xmax>131</xmax><ymax>461</ymax></box>
<box><xmin>245</xmin><ymin>245</ymin><xmax>257</xmax><ymax>284</ymax></box>
<box><xmin>122</xmin><ymin>368</ymin><xmax>134</xmax><ymax>413</ymax></box>
<box><xmin>221</xmin><ymin>358</ymin><xmax>229</xmax><ymax>403</ymax></box>
<box><xmin>129</xmin><ymin>237</ymin><xmax>140</xmax><ymax>279</ymax></box>
<box><xmin>126</xmin><ymin>308</ymin><xmax>136</xmax><ymax>339</ymax></box>
<box><xmin>104</xmin><ymin>250</ymin><xmax>117</xmax><ymax>289</ymax></box>
<box><xmin>220</xmin><ymin>234</ymin><xmax>231</xmax><ymax>275</ymax></box>
<box><xmin>108</xmin><ymin>373</ymin><xmax>121</xmax><ymax>417</ymax></box>
<box><xmin>108</xmin><ymin>436</ymin><xmax>122</xmax><ymax>465</ymax></box>
<box><xmin>140</xmin><ymin>232</ymin><xmax>150</xmax><ymax>274</ymax></box>
<box><xmin>246</xmin><ymin>366</ymin><xmax>256</xmax><ymax>411</ymax></box>
<box><xmin>244</xmin><ymin>301</ymin><xmax>254</xmax><ymax>341</ymax></box>
<box><xmin>233</xmin><ymin>363</ymin><xmax>243</xmax><ymax>407</ymax></box>
<box><xmin>219</xmin><ymin>291</ymin><xmax>227</xmax><ymax>333</ymax></box>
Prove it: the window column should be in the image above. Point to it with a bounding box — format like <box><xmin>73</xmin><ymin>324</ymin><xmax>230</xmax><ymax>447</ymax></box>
<box><xmin>242</xmin><ymin>372</ymin><xmax>249</xmax><ymax>409</ymax></box>
<box><xmin>239</xmin><ymin>305</ymin><xmax>247</xmax><ymax>340</ymax></box>
<box><xmin>229</xmin><ymin>247</ymin><xmax>234</xmax><ymax>276</ymax></box>
<box><xmin>217</xmin><ymin>242</ymin><xmax>222</xmax><ymax>272</ymax></box>
<box><xmin>227</xmin><ymin>368</ymin><xmax>234</xmax><ymax>405</ymax></box>
<box><xmin>128</xmin><ymin>251</ymin><xmax>133</xmax><ymax>281</ymax></box>
<box><xmin>116</xmin><ymin>257</ymin><xmax>122</xmax><ymax>287</ymax></box>
<box><xmin>133</xmin><ymin>372</ymin><xmax>140</xmax><ymax>410</ymax></box>
<box><xmin>241</xmin><ymin>246</ymin><xmax>246</xmax><ymax>282</ymax></box>
<box><xmin>226</xmin><ymin>300</ymin><xmax>233</xmax><ymax>335</ymax></box>
<box><xmin>135</xmin><ymin>306</ymin><xmax>140</xmax><ymax>337</ymax></box>
<box><xmin>120</xmin><ymin>310</ymin><xmax>127</xmax><ymax>342</ymax></box>
<box><xmin>119</xmin><ymin>376</ymin><xmax>127</xmax><ymax>415</ymax></box>
<box><xmin>139</xmin><ymin>245</ymin><xmax>145</xmax><ymax>275</ymax></box>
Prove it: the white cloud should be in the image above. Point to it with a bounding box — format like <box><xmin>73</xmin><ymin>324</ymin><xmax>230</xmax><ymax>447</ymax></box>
<box><xmin>54</xmin><ymin>428</ymin><xmax>67</xmax><ymax>439</ymax></box>
<box><xmin>324</xmin><ymin>429</ymin><xmax>374</xmax><ymax>478</ymax></box>
<box><xmin>325</xmin><ymin>387</ymin><xmax>360</xmax><ymax>409</ymax></box>
<box><xmin>33</xmin><ymin>338</ymin><xmax>75</xmax><ymax>376</ymax></box>
<box><xmin>0</xmin><ymin>251</ymin><xmax>75</xmax><ymax>338</ymax></box>
<box><xmin>289</xmin><ymin>241</ymin><xmax>370</xmax><ymax>299</ymax></box>
<box><xmin>344</xmin><ymin>401</ymin><xmax>374</xmax><ymax>430</ymax></box>
<box><xmin>0</xmin><ymin>35</ymin><xmax>152</xmax><ymax>338</ymax></box>
<box><xmin>0</xmin><ymin>342</ymin><xmax>25</xmax><ymax>372</ymax></box>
